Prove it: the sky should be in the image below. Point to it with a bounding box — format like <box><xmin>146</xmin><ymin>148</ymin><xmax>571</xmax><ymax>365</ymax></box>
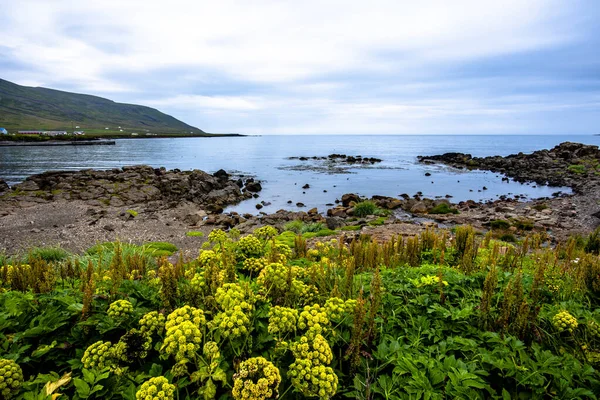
<box><xmin>0</xmin><ymin>0</ymin><xmax>599</xmax><ymax>135</ymax></box>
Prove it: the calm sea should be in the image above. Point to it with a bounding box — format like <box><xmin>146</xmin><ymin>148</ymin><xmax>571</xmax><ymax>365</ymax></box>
<box><xmin>1</xmin><ymin>135</ymin><xmax>599</xmax><ymax>214</ymax></box>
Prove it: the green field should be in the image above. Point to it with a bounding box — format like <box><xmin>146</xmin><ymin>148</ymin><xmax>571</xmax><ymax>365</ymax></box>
<box><xmin>1</xmin><ymin>225</ymin><xmax>600</xmax><ymax>399</ymax></box>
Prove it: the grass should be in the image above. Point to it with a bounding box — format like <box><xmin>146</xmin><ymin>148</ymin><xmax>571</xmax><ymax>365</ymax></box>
<box><xmin>302</xmin><ymin>229</ymin><xmax>337</xmax><ymax>238</ymax></box>
<box><xmin>353</xmin><ymin>201</ymin><xmax>378</xmax><ymax>217</ymax></box>
<box><xmin>532</xmin><ymin>203</ymin><xmax>548</xmax><ymax>212</ymax></box>
<box><xmin>27</xmin><ymin>246</ymin><xmax>70</xmax><ymax>262</ymax></box>
<box><xmin>144</xmin><ymin>242</ymin><xmax>178</xmax><ymax>257</ymax></box>
<box><xmin>428</xmin><ymin>203</ymin><xmax>459</xmax><ymax>215</ymax></box>
<box><xmin>283</xmin><ymin>221</ymin><xmax>325</xmax><ymax>234</ymax></box>
<box><xmin>367</xmin><ymin>216</ymin><xmax>386</xmax><ymax>226</ymax></box>
<box><xmin>340</xmin><ymin>225</ymin><xmax>362</xmax><ymax>231</ymax></box>
<box><xmin>567</xmin><ymin>164</ymin><xmax>586</xmax><ymax>174</ymax></box>
<box><xmin>126</xmin><ymin>209</ymin><xmax>138</xmax><ymax>218</ymax></box>
<box><xmin>186</xmin><ymin>231</ymin><xmax>205</xmax><ymax>237</ymax></box>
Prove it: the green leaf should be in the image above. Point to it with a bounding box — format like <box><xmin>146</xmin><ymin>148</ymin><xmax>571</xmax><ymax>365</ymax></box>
<box><xmin>73</xmin><ymin>378</ymin><xmax>91</xmax><ymax>398</ymax></box>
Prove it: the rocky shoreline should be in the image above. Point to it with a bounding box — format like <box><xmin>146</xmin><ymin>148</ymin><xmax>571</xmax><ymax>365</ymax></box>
<box><xmin>1</xmin><ymin>142</ymin><xmax>599</xmax><ymax>255</ymax></box>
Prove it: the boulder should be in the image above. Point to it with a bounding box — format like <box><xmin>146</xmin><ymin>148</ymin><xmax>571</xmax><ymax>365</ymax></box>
<box><xmin>410</xmin><ymin>201</ymin><xmax>428</xmax><ymax>214</ymax></box>
<box><xmin>326</xmin><ymin>216</ymin><xmax>346</xmax><ymax>230</ymax></box>
<box><xmin>245</xmin><ymin>181</ymin><xmax>263</xmax><ymax>192</ymax></box>
<box><xmin>341</xmin><ymin>193</ymin><xmax>360</xmax><ymax>207</ymax></box>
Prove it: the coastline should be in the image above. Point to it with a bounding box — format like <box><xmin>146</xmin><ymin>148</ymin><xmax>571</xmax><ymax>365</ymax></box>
<box><xmin>1</xmin><ymin>142</ymin><xmax>599</xmax><ymax>255</ymax></box>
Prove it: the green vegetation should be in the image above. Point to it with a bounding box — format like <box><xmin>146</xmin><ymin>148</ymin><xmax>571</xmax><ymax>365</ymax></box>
<box><xmin>0</xmin><ymin>78</ymin><xmax>206</xmax><ymax>134</ymax></box>
<box><xmin>126</xmin><ymin>209</ymin><xmax>138</xmax><ymax>218</ymax></box>
<box><xmin>568</xmin><ymin>164</ymin><xmax>587</xmax><ymax>174</ymax></box>
<box><xmin>428</xmin><ymin>203</ymin><xmax>459</xmax><ymax>215</ymax></box>
<box><xmin>27</xmin><ymin>246</ymin><xmax>71</xmax><ymax>263</ymax></box>
<box><xmin>490</xmin><ymin>219</ymin><xmax>511</xmax><ymax>230</ymax></box>
<box><xmin>1</xmin><ymin>226</ymin><xmax>600</xmax><ymax>398</ymax></box>
<box><xmin>532</xmin><ymin>203</ymin><xmax>549</xmax><ymax>211</ymax></box>
<box><xmin>367</xmin><ymin>216</ymin><xmax>387</xmax><ymax>226</ymax></box>
<box><xmin>186</xmin><ymin>231</ymin><xmax>205</xmax><ymax>237</ymax></box>
<box><xmin>340</xmin><ymin>225</ymin><xmax>362</xmax><ymax>231</ymax></box>
<box><xmin>352</xmin><ymin>200</ymin><xmax>378</xmax><ymax>217</ymax></box>
<box><xmin>283</xmin><ymin>221</ymin><xmax>325</xmax><ymax>234</ymax></box>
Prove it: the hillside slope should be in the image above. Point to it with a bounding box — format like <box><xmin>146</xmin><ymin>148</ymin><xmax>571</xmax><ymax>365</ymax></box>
<box><xmin>0</xmin><ymin>79</ymin><xmax>204</xmax><ymax>133</ymax></box>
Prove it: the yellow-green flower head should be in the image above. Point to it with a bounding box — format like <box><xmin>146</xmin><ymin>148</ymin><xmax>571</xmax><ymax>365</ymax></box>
<box><xmin>107</xmin><ymin>299</ymin><xmax>134</xmax><ymax>319</ymax></box>
<box><xmin>414</xmin><ymin>275</ymin><xmax>448</xmax><ymax>287</ymax></box>
<box><xmin>208</xmin><ymin>229</ymin><xmax>228</xmax><ymax>244</ymax></box>
<box><xmin>114</xmin><ymin>329</ymin><xmax>153</xmax><ymax>362</ymax></box>
<box><xmin>215</xmin><ymin>283</ymin><xmax>253</xmax><ymax>311</ymax></box>
<box><xmin>165</xmin><ymin>305</ymin><xmax>206</xmax><ymax>330</ymax></box>
<box><xmin>238</xmin><ymin>235</ymin><xmax>264</xmax><ymax>258</ymax></box>
<box><xmin>298</xmin><ymin>304</ymin><xmax>330</xmax><ymax>332</ymax></box>
<box><xmin>190</xmin><ymin>271</ymin><xmax>207</xmax><ymax>291</ymax></box>
<box><xmin>552</xmin><ymin>310</ymin><xmax>579</xmax><ymax>333</ymax></box>
<box><xmin>232</xmin><ymin>357</ymin><xmax>281</xmax><ymax>400</ymax></box>
<box><xmin>290</xmin><ymin>280</ymin><xmax>318</xmax><ymax>303</ymax></box>
<box><xmin>0</xmin><ymin>359</ymin><xmax>23</xmax><ymax>399</ymax></box>
<box><xmin>203</xmin><ymin>341</ymin><xmax>221</xmax><ymax>360</ymax></box>
<box><xmin>588</xmin><ymin>320</ymin><xmax>600</xmax><ymax>338</ymax></box>
<box><xmin>139</xmin><ymin>311</ymin><xmax>166</xmax><ymax>336</ymax></box>
<box><xmin>82</xmin><ymin>341</ymin><xmax>114</xmax><ymax>370</ymax></box>
<box><xmin>253</xmin><ymin>226</ymin><xmax>278</xmax><ymax>240</ymax></box>
<box><xmin>161</xmin><ymin>320</ymin><xmax>202</xmax><ymax>361</ymax></box>
<box><xmin>242</xmin><ymin>257</ymin><xmax>269</xmax><ymax>273</ymax></box>
<box><xmin>198</xmin><ymin>250</ymin><xmax>218</xmax><ymax>268</ymax></box>
<box><xmin>268</xmin><ymin>306</ymin><xmax>299</xmax><ymax>335</ymax></box>
<box><xmin>291</xmin><ymin>334</ymin><xmax>333</xmax><ymax>366</ymax></box>
<box><xmin>210</xmin><ymin>308</ymin><xmax>250</xmax><ymax>339</ymax></box>
<box><xmin>288</xmin><ymin>360</ymin><xmax>338</xmax><ymax>399</ymax></box>
<box><xmin>135</xmin><ymin>376</ymin><xmax>175</xmax><ymax>400</ymax></box>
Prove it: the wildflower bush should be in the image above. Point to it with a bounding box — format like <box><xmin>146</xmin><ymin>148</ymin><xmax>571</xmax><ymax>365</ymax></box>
<box><xmin>0</xmin><ymin>224</ymin><xmax>600</xmax><ymax>398</ymax></box>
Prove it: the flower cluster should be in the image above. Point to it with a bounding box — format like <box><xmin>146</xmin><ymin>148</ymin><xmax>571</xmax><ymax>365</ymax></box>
<box><xmin>253</xmin><ymin>226</ymin><xmax>278</xmax><ymax>240</ymax></box>
<box><xmin>211</xmin><ymin>306</ymin><xmax>250</xmax><ymax>339</ymax></box>
<box><xmin>413</xmin><ymin>275</ymin><xmax>448</xmax><ymax>287</ymax></box>
<box><xmin>298</xmin><ymin>304</ymin><xmax>330</xmax><ymax>333</ymax></box>
<box><xmin>162</xmin><ymin>320</ymin><xmax>203</xmax><ymax>361</ymax></box>
<box><xmin>242</xmin><ymin>257</ymin><xmax>269</xmax><ymax>273</ymax></box>
<box><xmin>165</xmin><ymin>305</ymin><xmax>206</xmax><ymax>331</ymax></box>
<box><xmin>203</xmin><ymin>341</ymin><xmax>221</xmax><ymax>361</ymax></box>
<box><xmin>291</xmin><ymin>334</ymin><xmax>333</xmax><ymax>365</ymax></box>
<box><xmin>324</xmin><ymin>297</ymin><xmax>356</xmax><ymax>320</ymax></box>
<box><xmin>588</xmin><ymin>320</ymin><xmax>600</xmax><ymax>338</ymax></box>
<box><xmin>107</xmin><ymin>299</ymin><xmax>134</xmax><ymax>319</ymax></box>
<box><xmin>215</xmin><ymin>283</ymin><xmax>253</xmax><ymax>311</ymax></box>
<box><xmin>552</xmin><ymin>310</ymin><xmax>578</xmax><ymax>333</ymax></box>
<box><xmin>268</xmin><ymin>243</ymin><xmax>293</xmax><ymax>264</ymax></box>
<box><xmin>135</xmin><ymin>376</ymin><xmax>175</xmax><ymax>400</ymax></box>
<box><xmin>268</xmin><ymin>306</ymin><xmax>298</xmax><ymax>335</ymax></box>
<box><xmin>198</xmin><ymin>250</ymin><xmax>218</xmax><ymax>268</ymax></box>
<box><xmin>238</xmin><ymin>235</ymin><xmax>264</xmax><ymax>258</ymax></box>
<box><xmin>82</xmin><ymin>341</ymin><xmax>114</xmax><ymax>369</ymax></box>
<box><xmin>139</xmin><ymin>311</ymin><xmax>166</xmax><ymax>336</ymax></box>
<box><xmin>208</xmin><ymin>229</ymin><xmax>228</xmax><ymax>244</ymax></box>
<box><xmin>232</xmin><ymin>357</ymin><xmax>281</xmax><ymax>400</ymax></box>
<box><xmin>288</xmin><ymin>360</ymin><xmax>338</xmax><ymax>399</ymax></box>
<box><xmin>114</xmin><ymin>329</ymin><xmax>153</xmax><ymax>362</ymax></box>
<box><xmin>0</xmin><ymin>358</ymin><xmax>23</xmax><ymax>399</ymax></box>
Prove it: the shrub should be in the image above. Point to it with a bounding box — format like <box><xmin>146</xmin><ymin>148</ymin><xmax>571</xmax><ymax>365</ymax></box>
<box><xmin>284</xmin><ymin>220</ymin><xmax>304</xmax><ymax>234</ymax></box>
<box><xmin>499</xmin><ymin>233</ymin><xmax>517</xmax><ymax>243</ymax></box>
<box><xmin>302</xmin><ymin>222</ymin><xmax>325</xmax><ymax>233</ymax></box>
<box><xmin>513</xmin><ymin>219</ymin><xmax>534</xmax><ymax>231</ymax></box>
<box><xmin>490</xmin><ymin>220</ymin><xmax>511</xmax><ymax>230</ymax></box>
<box><xmin>353</xmin><ymin>201</ymin><xmax>378</xmax><ymax>217</ymax></box>
<box><xmin>532</xmin><ymin>203</ymin><xmax>548</xmax><ymax>212</ymax></box>
<box><xmin>585</xmin><ymin>227</ymin><xmax>600</xmax><ymax>254</ymax></box>
<box><xmin>428</xmin><ymin>203</ymin><xmax>459</xmax><ymax>215</ymax></box>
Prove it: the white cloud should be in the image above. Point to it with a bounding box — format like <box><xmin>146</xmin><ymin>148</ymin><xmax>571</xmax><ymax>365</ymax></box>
<box><xmin>0</xmin><ymin>0</ymin><xmax>596</xmax><ymax>133</ymax></box>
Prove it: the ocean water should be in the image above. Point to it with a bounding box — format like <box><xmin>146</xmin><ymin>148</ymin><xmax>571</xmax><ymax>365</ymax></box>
<box><xmin>1</xmin><ymin>135</ymin><xmax>599</xmax><ymax>214</ymax></box>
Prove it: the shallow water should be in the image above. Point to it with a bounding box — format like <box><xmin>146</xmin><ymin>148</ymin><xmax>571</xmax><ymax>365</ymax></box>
<box><xmin>2</xmin><ymin>135</ymin><xmax>598</xmax><ymax>214</ymax></box>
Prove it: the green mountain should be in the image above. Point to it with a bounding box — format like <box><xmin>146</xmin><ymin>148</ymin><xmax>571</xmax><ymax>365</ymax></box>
<box><xmin>0</xmin><ymin>78</ymin><xmax>204</xmax><ymax>134</ymax></box>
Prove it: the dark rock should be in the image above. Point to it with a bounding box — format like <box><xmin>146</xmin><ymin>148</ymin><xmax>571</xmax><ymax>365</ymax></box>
<box><xmin>256</xmin><ymin>203</ymin><xmax>263</xmax><ymax>210</ymax></box>
<box><xmin>326</xmin><ymin>216</ymin><xmax>346</xmax><ymax>230</ymax></box>
<box><xmin>103</xmin><ymin>224</ymin><xmax>115</xmax><ymax>232</ymax></box>
<box><xmin>213</xmin><ymin>169</ymin><xmax>229</xmax><ymax>180</ymax></box>
<box><xmin>425</xmin><ymin>172</ymin><xmax>431</xmax><ymax>177</ymax></box>
<box><xmin>296</xmin><ymin>202</ymin><xmax>305</xmax><ymax>207</ymax></box>
<box><xmin>341</xmin><ymin>193</ymin><xmax>360</xmax><ymax>207</ymax></box>
<box><xmin>302</xmin><ymin>184</ymin><xmax>310</xmax><ymax>189</ymax></box>
<box><xmin>245</xmin><ymin>181</ymin><xmax>263</xmax><ymax>192</ymax></box>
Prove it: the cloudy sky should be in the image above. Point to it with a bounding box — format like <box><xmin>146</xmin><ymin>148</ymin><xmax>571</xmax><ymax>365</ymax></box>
<box><xmin>1</xmin><ymin>0</ymin><xmax>599</xmax><ymax>134</ymax></box>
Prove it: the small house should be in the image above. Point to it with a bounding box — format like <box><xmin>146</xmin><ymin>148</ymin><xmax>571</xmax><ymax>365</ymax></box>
<box><xmin>0</xmin><ymin>128</ymin><xmax>7</xmax><ymax>135</ymax></box>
